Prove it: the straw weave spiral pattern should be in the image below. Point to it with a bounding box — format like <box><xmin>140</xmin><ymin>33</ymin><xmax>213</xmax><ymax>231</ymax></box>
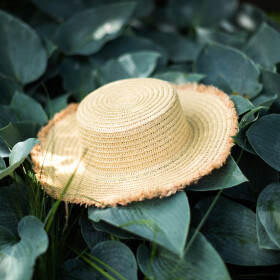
<box><xmin>76</xmin><ymin>79</ymin><xmax>189</xmax><ymax>172</ymax></box>
<box><xmin>31</xmin><ymin>78</ymin><xmax>238</xmax><ymax>207</ymax></box>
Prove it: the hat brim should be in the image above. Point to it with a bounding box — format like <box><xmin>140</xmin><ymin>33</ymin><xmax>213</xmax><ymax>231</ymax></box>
<box><xmin>31</xmin><ymin>83</ymin><xmax>237</xmax><ymax>207</ymax></box>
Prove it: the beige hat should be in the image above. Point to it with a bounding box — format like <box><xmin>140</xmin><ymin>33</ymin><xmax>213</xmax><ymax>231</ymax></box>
<box><xmin>31</xmin><ymin>78</ymin><xmax>238</xmax><ymax>207</ymax></box>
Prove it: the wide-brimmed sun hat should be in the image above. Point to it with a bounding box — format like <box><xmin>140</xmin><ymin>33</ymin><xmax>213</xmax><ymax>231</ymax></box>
<box><xmin>31</xmin><ymin>78</ymin><xmax>238</xmax><ymax>207</ymax></box>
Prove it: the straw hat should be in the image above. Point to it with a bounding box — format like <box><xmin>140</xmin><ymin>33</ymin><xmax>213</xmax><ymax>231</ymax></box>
<box><xmin>31</xmin><ymin>78</ymin><xmax>237</xmax><ymax>207</ymax></box>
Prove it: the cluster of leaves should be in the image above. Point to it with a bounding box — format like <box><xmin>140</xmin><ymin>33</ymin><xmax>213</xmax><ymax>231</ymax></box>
<box><xmin>0</xmin><ymin>0</ymin><xmax>280</xmax><ymax>279</ymax></box>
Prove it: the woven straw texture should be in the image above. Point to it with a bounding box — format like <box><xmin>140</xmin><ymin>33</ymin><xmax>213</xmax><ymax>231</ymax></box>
<box><xmin>31</xmin><ymin>78</ymin><xmax>238</xmax><ymax>207</ymax></box>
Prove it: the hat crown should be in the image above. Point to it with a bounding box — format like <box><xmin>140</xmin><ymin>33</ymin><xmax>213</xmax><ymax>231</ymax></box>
<box><xmin>76</xmin><ymin>78</ymin><xmax>189</xmax><ymax>173</ymax></box>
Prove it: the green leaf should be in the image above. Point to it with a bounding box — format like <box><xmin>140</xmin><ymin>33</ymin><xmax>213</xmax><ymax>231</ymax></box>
<box><xmin>60</xmin><ymin>57</ymin><xmax>97</xmax><ymax>99</ymax></box>
<box><xmin>243</xmin><ymin>23</ymin><xmax>280</xmax><ymax>70</ymax></box>
<box><xmin>0</xmin><ymin>140</ymin><xmax>9</xmax><ymax>158</ymax></box>
<box><xmin>0</xmin><ymin>216</ymin><xmax>48</xmax><ymax>280</ymax></box>
<box><xmin>256</xmin><ymin>213</ymin><xmax>279</xmax><ymax>250</ymax></box>
<box><xmin>0</xmin><ymin>77</ymin><xmax>22</xmax><ymax>105</ymax></box>
<box><xmin>64</xmin><ymin>241</ymin><xmax>137</xmax><ymax>280</ymax></box>
<box><xmin>79</xmin><ymin>215</ymin><xmax>109</xmax><ymax>249</ymax></box>
<box><xmin>166</xmin><ymin>0</ymin><xmax>238</xmax><ymax>27</ymax></box>
<box><xmin>89</xmin><ymin>192</ymin><xmax>190</xmax><ymax>257</ymax></box>
<box><xmin>0</xmin><ymin>105</ymin><xmax>17</xmax><ymax>128</ymax></box>
<box><xmin>0</xmin><ymin>122</ymin><xmax>39</xmax><ymax>148</ymax></box>
<box><xmin>195</xmin><ymin>197</ymin><xmax>280</xmax><ymax>266</ymax></box>
<box><xmin>138</xmin><ymin>30</ymin><xmax>201</xmax><ymax>62</ymax></box>
<box><xmin>31</xmin><ymin>0</ymin><xmax>153</xmax><ymax>21</ymax></box>
<box><xmin>234</xmin><ymin>3</ymin><xmax>265</xmax><ymax>33</ymax></box>
<box><xmin>97</xmin><ymin>51</ymin><xmax>161</xmax><ymax>84</ymax></box>
<box><xmin>247</xmin><ymin>114</ymin><xmax>280</xmax><ymax>171</ymax></box>
<box><xmin>0</xmin><ymin>138</ymin><xmax>39</xmax><ymax>180</ymax></box>
<box><xmin>91</xmin><ymin>219</ymin><xmax>137</xmax><ymax>240</ymax></box>
<box><xmin>195</xmin><ymin>43</ymin><xmax>262</xmax><ymax>98</ymax></box>
<box><xmin>137</xmin><ymin>229</ymin><xmax>230</xmax><ymax>280</ymax></box>
<box><xmin>196</xmin><ymin>27</ymin><xmax>247</xmax><ymax>48</ymax></box>
<box><xmin>257</xmin><ymin>183</ymin><xmax>280</xmax><ymax>249</ymax></box>
<box><xmin>0</xmin><ymin>10</ymin><xmax>47</xmax><ymax>84</ymax></box>
<box><xmin>230</xmin><ymin>95</ymin><xmax>254</xmax><ymax>115</ymax></box>
<box><xmin>53</xmin><ymin>3</ymin><xmax>136</xmax><ymax>55</ymax></box>
<box><xmin>0</xmin><ymin>185</ymin><xmax>28</xmax><ymax>236</ymax></box>
<box><xmin>188</xmin><ymin>156</ymin><xmax>247</xmax><ymax>191</ymax></box>
<box><xmin>153</xmin><ymin>71</ymin><xmax>205</xmax><ymax>84</ymax></box>
<box><xmin>261</xmin><ymin>69</ymin><xmax>280</xmax><ymax>97</ymax></box>
<box><xmin>45</xmin><ymin>94</ymin><xmax>70</xmax><ymax>118</ymax></box>
<box><xmin>90</xmin><ymin>35</ymin><xmax>166</xmax><ymax>66</ymax></box>
<box><xmin>0</xmin><ymin>157</ymin><xmax>5</xmax><ymax>170</ymax></box>
<box><xmin>11</xmin><ymin>92</ymin><xmax>48</xmax><ymax>126</ymax></box>
<box><xmin>224</xmin><ymin>151</ymin><xmax>279</xmax><ymax>202</ymax></box>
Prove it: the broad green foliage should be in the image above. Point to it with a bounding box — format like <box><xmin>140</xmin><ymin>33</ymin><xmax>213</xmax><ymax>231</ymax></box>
<box><xmin>166</xmin><ymin>0</ymin><xmax>238</xmax><ymax>27</ymax></box>
<box><xmin>153</xmin><ymin>72</ymin><xmax>204</xmax><ymax>84</ymax></box>
<box><xmin>53</xmin><ymin>3</ymin><xmax>136</xmax><ymax>55</ymax></box>
<box><xmin>244</xmin><ymin>23</ymin><xmax>280</xmax><ymax>69</ymax></box>
<box><xmin>224</xmin><ymin>151</ymin><xmax>279</xmax><ymax>201</ymax></box>
<box><xmin>195</xmin><ymin>43</ymin><xmax>262</xmax><ymax>98</ymax></box>
<box><xmin>0</xmin><ymin>10</ymin><xmax>47</xmax><ymax>85</ymax></box>
<box><xmin>0</xmin><ymin>1</ymin><xmax>280</xmax><ymax>279</ymax></box>
<box><xmin>137</xmin><ymin>229</ymin><xmax>231</xmax><ymax>280</ymax></box>
<box><xmin>195</xmin><ymin>197</ymin><xmax>280</xmax><ymax>266</ymax></box>
<box><xmin>257</xmin><ymin>183</ymin><xmax>280</xmax><ymax>248</ymax></box>
<box><xmin>89</xmin><ymin>192</ymin><xmax>190</xmax><ymax>257</ymax></box>
<box><xmin>0</xmin><ymin>123</ymin><xmax>39</xmax><ymax>149</ymax></box>
<box><xmin>0</xmin><ymin>216</ymin><xmax>48</xmax><ymax>280</ymax></box>
<box><xmin>63</xmin><ymin>241</ymin><xmax>137</xmax><ymax>280</ymax></box>
<box><xmin>188</xmin><ymin>156</ymin><xmax>248</xmax><ymax>191</ymax></box>
<box><xmin>79</xmin><ymin>215</ymin><xmax>110</xmax><ymax>249</ymax></box>
<box><xmin>97</xmin><ymin>51</ymin><xmax>161</xmax><ymax>84</ymax></box>
<box><xmin>230</xmin><ymin>95</ymin><xmax>254</xmax><ymax>115</ymax></box>
<box><xmin>11</xmin><ymin>92</ymin><xmax>48</xmax><ymax>126</ymax></box>
<box><xmin>0</xmin><ymin>185</ymin><xmax>28</xmax><ymax>235</ymax></box>
<box><xmin>247</xmin><ymin>114</ymin><xmax>280</xmax><ymax>171</ymax></box>
<box><xmin>0</xmin><ymin>138</ymin><xmax>39</xmax><ymax>180</ymax></box>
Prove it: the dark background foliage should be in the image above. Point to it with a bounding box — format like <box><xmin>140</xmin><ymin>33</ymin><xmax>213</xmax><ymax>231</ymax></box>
<box><xmin>0</xmin><ymin>0</ymin><xmax>280</xmax><ymax>279</ymax></box>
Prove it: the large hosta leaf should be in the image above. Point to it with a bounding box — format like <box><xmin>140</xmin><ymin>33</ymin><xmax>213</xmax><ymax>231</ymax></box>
<box><xmin>60</xmin><ymin>57</ymin><xmax>97</xmax><ymax>99</ymax></box>
<box><xmin>256</xmin><ymin>213</ymin><xmax>279</xmax><ymax>250</ymax></box>
<box><xmin>166</xmin><ymin>0</ymin><xmax>238</xmax><ymax>28</ymax></box>
<box><xmin>195</xmin><ymin>197</ymin><xmax>280</xmax><ymax>266</ymax></box>
<box><xmin>11</xmin><ymin>92</ymin><xmax>48</xmax><ymax>126</ymax></box>
<box><xmin>224</xmin><ymin>151</ymin><xmax>279</xmax><ymax>201</ymax></box>
<box><xmin>0</xmin><ymin>77</ymin><xmax>22</xmax><ymax>105</ymax></box>
<box><xmin>0</xmin><ymin>185</ymin><xmax>28</xmax><ymax>236</ymax></box>
<box><xmin>138</xmin><ymin>30</ymin><xmax>201</xmax><ymax>62</ymax></box>
<box><xmin>261</xmin><ymin>69</ymin><xmax>280</xmax><ymax>97</ymax></box>
<box><xmin>188</xmin><ymin>156</ymin><xmax>247</xmax><ymax>191</ymax></box>
<box><xmin>79</xmin><ymin>215</ymin><xmax>109</xmax><ymax>249</ymax></box>
<box><xmin>0</xmin><ymin>138</ymin><xmax>39</xmax><ymax>180</ymax></box>
<box><xmin>243</xmin><ymin>23</ymin><xmax>280</xmax><ymax>70</ymax></box>
<box><xmin>0</xmin><ymin>216</ymin><xmax>48</xmax><ymax>280</ymax></box>
<box><xmin>137</xmin><ymin>229</ymin><xmax>230</xmax><ymax>280</ymax></box>
<box><xmin>0</xmin><ymin>10</ymin><xmax>47</xmax><ymax>84</ymax></box>
<box><xmin>97</xmin><ymin>51</ymin><xmax>161</xmax><ymax>84</ymax></box>
<box><xmin>153</xmin><ymin>71</ymin><xmax>204</xmax><ymax>84</ymax></box>
<box><xmin>0</xmin><ymin>122</ymin><xmax>39</xmax><ymax>148</ymax></box>
<box><xmin>230</xmin><ymin>95</ymin><xmax>254</xmax><ymax>115</ymax></box>
<box><xmin>247</xmin><ymin>114</ymin><xmax>280</xmax><ymax>171</ymax></box>
<box><xmin>89</xmin><ymin>192</ymin><xmax>190</xmax><ymax>257</ymax></box>
<box><xmin>257</xmin><ymin>183</ymin><xmax>280</xmax><ymax>249</ymax></box>
<box><xmin>63</xmin><ymin>241</ymin><xmax>137</xmax><ymax>280</ymax></box>
<box><xmin>0</xmin><ymin>105</ymin><xmax>17</xmax><ymax>128</ymax></box>
<box><xmin>90</xmin><ymin>35</ymin><xmax>166</xmax><ymax>67</ymax></box>
<box><xmin>196</xmin><ymin>27</ymin><xmax>247</xmax><ymax>48</ymax></box>
<box><xmin>53</xmin><ymin>3</ymin><xmax>136</xmax><ymax>55</ymax></box>
<box><xmin>195</xmin><ymin>43</ymin><xmax>262</xmax><ymax>98</ymax></box>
